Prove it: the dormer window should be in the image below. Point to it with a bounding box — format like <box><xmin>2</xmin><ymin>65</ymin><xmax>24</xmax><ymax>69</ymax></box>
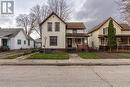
<box><xmin>103</xmin><ymin>28</ymin><xmax>108</xmax><ymax>35</ymax></box>
<box><xmin>48</xmin><ymin>22</ymin><xmax>52</xmax><ymax>31</ymax></box>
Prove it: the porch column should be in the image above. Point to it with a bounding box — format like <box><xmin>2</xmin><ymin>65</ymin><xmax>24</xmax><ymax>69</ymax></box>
<box><xmin>128</xmin><ymin>37</ymin><xmax>130</xmax><ymax>46</ymax></box>
<box><xmin>72</xmin><ymin>38</ymin><xmax>75</xmax><ymax>48</ymax></box>
<box><xmin>116</xmin><ymin>38</ymin><xmax>119</xmax><ymax>46</ymax></box>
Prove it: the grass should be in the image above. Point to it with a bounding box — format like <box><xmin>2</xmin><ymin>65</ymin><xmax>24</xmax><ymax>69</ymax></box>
<box><xmin>29</xmin><ymin>52</ymin><xmax>69</xmax><ymax>60</ymax></box>
<box><xmin>118</xmin><ymin>53</ymin><xmax>130</xmax><ymax>58</ymax></box>
<box><xmin>79</xmin><ymin>52</ymin><xmax>98</xmax><ymax>59</ymax></box>
<box><xmin>79</xmin><ymin>52</ymin><xmax>130</xmax><ymax>59</ymax></box>
<box><xmin>0</xmin><ymin>49</ymin><xmax>37</xmax><ymax>59</ymax></box>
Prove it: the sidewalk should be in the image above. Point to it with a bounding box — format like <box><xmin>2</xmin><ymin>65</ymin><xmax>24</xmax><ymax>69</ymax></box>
<box><xmin>0</xmin><ymin>53</ymin><xmax>130</xmax><ymax>66</ymax></box>
<box><xmin>0</xmin><ymin>58</ymin><xmax>130</xmax><ymax>66</ymax></box>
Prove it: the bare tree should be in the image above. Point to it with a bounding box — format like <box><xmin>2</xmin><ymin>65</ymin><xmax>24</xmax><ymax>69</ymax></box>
<box><xmin>29</xmin><ymin>5</ymin><xmax>50</xmax><ymax>37</ymax></box>
<box><xmin>16</xmin><ymin>5</ymin><xmax>50</xmax><ymax>37</ymax></box>
<box><xmin>28</xmin><ymin>13</ymin><xmax>37</xmax><ymax>35</ymax></box>
<box><xmin>48</xmin><ymin>0</ymin><xmax>71</xmax><ymax>21</ymax></box>
<box><xmin>16</xmin><ymin>14</ymin><xmax>29</xmax><ymax>34</ymax></box>
<box><xmin>16</xmin><ymin>0</ymin><xmax>71</xmax><ymax>37</ymax></box>
<box><xmin>119</xmin><ymin>0</ymin><xmax>130</xmax><ymax>24</ymax></box>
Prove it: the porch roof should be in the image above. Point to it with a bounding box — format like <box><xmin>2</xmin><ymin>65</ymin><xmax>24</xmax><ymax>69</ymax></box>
<box><xmin>66</xmin><ymin>22</ymin><xmax>86</xmax><ymax>30</ymax></box>
<box><xmin>98</xmin><ymin>35</ymin><xmax>130</xmax><ymax>38</ymax></box>
<box><xmin>66</xmin><ymin>33</ymin><xmax>89</xmax><ymax>37</ymax></box>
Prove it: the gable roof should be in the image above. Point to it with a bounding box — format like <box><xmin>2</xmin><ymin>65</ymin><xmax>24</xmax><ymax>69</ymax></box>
<box><xmin>66</xmin><ymin>22</ymin><xmax>86</xmax><ymax>29</ymax></box>
<box><xmin>0</xmin><ymin>28</ymin><xmax>34</xmax><ymax>41</ymax></box>
<box><xmin>87</xmin><ymin>17</ymin><xmax>130</xmax><ymax>34</ymax></box>
<box><xmin>40</xmin><ymin>12</ymin><xmax>66</xmax><ymax>26</ymax></box>
<box><xmin>120</xmin><ymin>23</ymin><xmax>130</xmax><ymax>31</ymax></box>
<box><xmin>87</xmin><ymin>17</ymin><xmax>112</xmax><ymax>34</ymax></box>
<box><xmin>0</xmin><ymin>28</ymin><xmax>23</xmax><ymax>38</ymax></box>
<box><xmin>40</xmin><ymin>12</ymin><xmax>86</xmax><ymax>30</ymax></box>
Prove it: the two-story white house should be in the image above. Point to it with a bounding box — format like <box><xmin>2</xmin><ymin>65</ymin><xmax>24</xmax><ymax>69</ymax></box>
<box><xmin>40</xmin><ymin>12</ymin><xmax>88</xmax><ymax>51</ymax></box>
<box><xmin>88</xmin><ymin>17</ymin><xmax>130</xmax><ymax>51</ymax></box>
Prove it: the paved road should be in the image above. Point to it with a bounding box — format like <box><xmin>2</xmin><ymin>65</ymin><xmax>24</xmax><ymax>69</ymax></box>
<box><xmin>0</xmin><ymin>66</ymin><xmax>130</xmax><ymax>87</ymax></box>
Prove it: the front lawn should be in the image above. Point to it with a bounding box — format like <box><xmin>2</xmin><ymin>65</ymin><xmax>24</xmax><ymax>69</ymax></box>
<box><xmin>0</xmin><ymin>49</ymin><xmax>38</xmax><ymax>59</ymax></box>
<box><xmin>29</xmin><ymin>52</ymin><xmax>69</xmax><ymax>60</ymax></box>
<box><xmin>78</xmin><ymin>52</ymin><xmax>98</xmax><ymax>59</ymax></box>
<box><xmin>79</xmin><ymin>52</ymin><xmax>130</xmax><ymax>59</ymax></box>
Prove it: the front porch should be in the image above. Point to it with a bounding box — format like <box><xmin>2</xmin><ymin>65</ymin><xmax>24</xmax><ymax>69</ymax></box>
<box><xmin>0</xmin><ymin>38</ymin><xmax>9</xmax><ymax>47</ymax></box>
<box><xmin>66</xmin><ymin>33</ymin><xmax>88</xmax><ymax>52</ymax></box>
<box><xmin>99</xmin><ymin>35</ymin><xmax>130</xmax><ymax>51</ymax></box>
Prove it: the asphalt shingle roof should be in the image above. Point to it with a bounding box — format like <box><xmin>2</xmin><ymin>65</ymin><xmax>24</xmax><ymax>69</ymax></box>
<box><xmin>0</xmin><ymin>28</ymin><xmax>23</xmax><ymax>38</ymax></box>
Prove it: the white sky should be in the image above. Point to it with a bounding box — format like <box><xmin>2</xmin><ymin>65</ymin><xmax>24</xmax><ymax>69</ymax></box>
<box><xmin>0</xmin><ymin>0</ymin><xmax>85</xmax><ymax>28</ymax></box>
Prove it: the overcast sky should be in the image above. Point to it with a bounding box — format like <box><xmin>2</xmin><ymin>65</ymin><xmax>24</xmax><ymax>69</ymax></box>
<box><xmin>0</xmin><ymin>0</ymin><xmax>122</xmax><ymax>34</ymax></box>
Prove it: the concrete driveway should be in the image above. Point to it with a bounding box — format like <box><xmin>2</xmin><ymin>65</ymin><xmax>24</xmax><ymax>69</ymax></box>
<box><xmin>0</xmin><ymin>65</ymin><xmax>130</xmax><ymax>87</ymax></box>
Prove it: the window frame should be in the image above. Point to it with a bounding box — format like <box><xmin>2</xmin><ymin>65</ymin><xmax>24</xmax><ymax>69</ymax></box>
<box><xmin>50</xmin><ymin>36</ymin><xmax>58</xmax><ymax>46</ymax></box>
<box><xmin>55</xmin><ymin>22</ymin><xmax>60</xmax><ymax>31</ymax></box>
<box><xmin>17</xmin><ymin>39</ymin><xmax>21</xmax><ymax>45</ymax></box>
<box><xmin>48</xmin><ymin>22</ymin><xmax>52</xmax><ymax>32</ymax></box>
<box><xmin>103</xmin><ymin>27</ymin><xmax>108</xmax><ymax>35</ymax></box>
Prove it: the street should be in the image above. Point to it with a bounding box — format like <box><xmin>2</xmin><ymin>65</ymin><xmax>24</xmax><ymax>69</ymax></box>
<box><xmin>0</xmin><ymin>65</ymin><xmax>130</xmax><ymax>87</ymax></box>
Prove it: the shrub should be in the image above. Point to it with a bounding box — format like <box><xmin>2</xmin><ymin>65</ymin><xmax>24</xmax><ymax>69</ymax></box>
<box><xmin>88</xmin><ymin>47</ymin><xmax>98</xmax><ymax>52</ymax></box>
<box><xmin>0</xmin><ymin>46</ymin><xmax>10</xmax><ymax>52</ymax></box>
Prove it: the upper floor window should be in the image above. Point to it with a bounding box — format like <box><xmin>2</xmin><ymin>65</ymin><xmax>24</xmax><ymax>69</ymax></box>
<box><xmin>50</xmin><ymin>36</ymin><xmax>57</xmax><ymax>46</ymax></box>
<box><xmin>73</xmin><ymin>30</ymin><xmax>77</xmax><ymax>33</ymax></box>
<box><xmin>17</xmin><ymin>39</ymin><xmax>21</xmax><ymax>45</ymax></box>
<box><xmin>103</xmin><ymin>28</ymin><xmax>108</xmax><ymax>35</ymax></box>
<box><xmin>103</xmin><ymin>27</ymin><xmax>116</xmax><ymax>35</ymax></box>
<box><xmin>55</xmin><ymin>22</ymin><xmax>60</xmax><ymax>31</ymax></box>
<box><xmin>48</xmin><ymin>22</ymin><xmax>52</xmax><ymax>31</ymax></box>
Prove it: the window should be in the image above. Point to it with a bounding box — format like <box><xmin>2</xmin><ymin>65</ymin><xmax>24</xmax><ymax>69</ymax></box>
<box><xmin>17</xmin><ymin>39</ymin><xmax>21</xmax><ymax>45</ymax></box>
<box><xmin>48</xmin><ymin>22</ymin><xmax>52</xmax><ymax>31</ymax></box>
<box><xmin>101</xmin><ymin>38</ymin><xmax>105</xmax><ymax>45</ymax></box>
<box><xmin>24</xmin><ymin>40</ymin><xmax>26</xmax><ymax>44</ymax></box>
<box><xmin>28</xmin><ymin>40</ymin><xmax>30</xmax><ymax>46</ymax></box>
<box><xmin>73</xmin><ymin>30</ymin><xmax>77</xmax><ymax>33</ymax></box>
<box><xmin>103</xmin><ymin>28</ymin><xmax>108</xmax><ymax>35</ymax></box>
<box><xmin>103</xmin><ymin>28</ymin><xmax>116</xmax><ymax>35</ymax></box>
<box><xmin>101</xmin><ymin>38</ymin><xmax>107</xmax><ymax>46</ymax></box>
<box><xmin>55</xmin><ymin>22</ymin><xmax>60</xmax><ymax>31</ymax></box>
<box><xmin>50</xmin><ymin>36</ymin><xmax>57</xmax><ymax>46</ymax></box>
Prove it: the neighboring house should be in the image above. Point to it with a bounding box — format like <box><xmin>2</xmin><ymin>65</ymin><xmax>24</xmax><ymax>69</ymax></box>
<box><xmin>35</xmin><ymin>38</ymin><xmax>42</xmax><ymax>48</ymax></box>
<box><xmin>88</xmin><ymin>17</ymin><xmax>130</xmax><ymax>50</ymax></box>
<box><xmin>0</xmin><ymin>28</ymin><xmax>35</xmax><ymax>50</ymax></box>
<box><xmin>40</xmin><ymin>12</ymin><xmax>88</xmax><ymax>51</ymax></box>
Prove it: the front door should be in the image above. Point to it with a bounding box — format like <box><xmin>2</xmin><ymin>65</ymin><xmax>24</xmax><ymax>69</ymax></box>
<box><xmin>68</xmin><ymin>38</ymin><xmax>72</xmax><ymax>47</ymax></box>
<box><xmin>2</xmin><ymin>39</ymin><xmax>8</xmax><ymax>46</ymax></box>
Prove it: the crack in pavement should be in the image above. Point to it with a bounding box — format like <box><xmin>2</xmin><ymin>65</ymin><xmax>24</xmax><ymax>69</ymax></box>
<box><xmin>91</xmin><ymin>66</ymin><xmax>114</xmax><ymax>87</ymax></box>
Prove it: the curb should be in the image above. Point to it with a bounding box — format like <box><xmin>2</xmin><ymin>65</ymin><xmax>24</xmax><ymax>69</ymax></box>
<box><xmin>0</xmin><ymin>63</ymin><xmax>130</xmax><ymax>66</ymax></box>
